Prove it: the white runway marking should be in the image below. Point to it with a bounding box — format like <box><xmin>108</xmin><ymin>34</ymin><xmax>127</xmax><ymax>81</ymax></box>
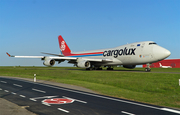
<box><xmin>20</xmin><ymin>95</ymin><xmax>26</xmax><ymax>98</ymax></box>
<box><xmin>58</xmin><ymin>108</ymin><xmax>69</xmax><ymax>113</ymax></box>
<box><xmin>11</xmin><ymin>92</ymin><xmax>16</xmax><ymax>95</ymax></box>
<box><xmin>121</xmin><ymin>111</ymin><xmax>135</xmax><ymax>115</ymax></box>
<box><xmin>0</xmin><ymin>81</ymin><xmax>7</xmax><ymax>83</ymax></box>
<box><xmin>4</xmin><ymin>90</ymin><xmax>9</xmax><ymax>92</ymax></box>
<box><xmin>0</xmin><ymin>88</ymin><xmax>2</xmax><ymax>90</ymax></box>
<box><xmin>30</xmin><ymin>96</ymin><xmax>58</xmax><ymax>100</ymax></box>
<box><xmin>161</xmin><ymin>108</ymin><xmax>180</xmax><ymax>114</ymax></box>
<box><xmin>29</xmin><ymin>98</ymin><xmax>37</xmax><ymax>101</ymax></box>
<box><xmin>32</xmin><ymin>88</ymin><xmax>46</xmax><ymax>93</ymax></box>
<box><xmin>13</xmin><ymin>84</ymin><xmax>22</xmax><ymax>87</ymax></box>
<box><xmin>42</xmin><ymin>102</ymin><xmax>51</xmax><ymax>106</ymax></box>
<box><xmin>63</xmin><ymin>96</ymin><xmax>87</xmax><ymax>103</ymax></box>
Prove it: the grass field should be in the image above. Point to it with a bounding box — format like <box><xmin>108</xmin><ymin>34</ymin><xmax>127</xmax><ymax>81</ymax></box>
<box><xmin>0</xmin><ymin>66</ymin><xmax>180</xmax><ymax>109</ymax></box>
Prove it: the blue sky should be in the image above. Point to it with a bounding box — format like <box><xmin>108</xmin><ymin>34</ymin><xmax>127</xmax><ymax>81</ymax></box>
<box><xmin>1</xmin><ymin>0</ymin><xmax>180</xmax><ymax>66</ymax></box>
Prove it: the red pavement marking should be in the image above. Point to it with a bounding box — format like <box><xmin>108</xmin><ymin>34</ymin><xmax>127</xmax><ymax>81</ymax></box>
<box><xmin>42</xmin><ymin>98</ymin><xmax>74</xmax><ymax>104</ymax></box>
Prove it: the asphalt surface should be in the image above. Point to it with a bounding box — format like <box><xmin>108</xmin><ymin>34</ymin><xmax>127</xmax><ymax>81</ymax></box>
<box><xmin>0</xmin><ymin>76</ymin><xmax>180</xmax><ymax>115</ymax></box>
<box><xmin>0</xmin><ymin>98</ymin><xmax>36</xmax><ymax>115</ymax></box>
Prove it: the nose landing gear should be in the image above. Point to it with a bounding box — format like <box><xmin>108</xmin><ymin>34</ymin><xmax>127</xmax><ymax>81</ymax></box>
<box><xmin>145</xmin><ymin>63</ymin><xmax>151</xmax><ymax>72</ymax></box>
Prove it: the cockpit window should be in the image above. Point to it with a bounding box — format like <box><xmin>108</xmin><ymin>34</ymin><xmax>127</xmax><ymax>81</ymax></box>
<box><xmin>149</xmin><ymin>42</ymin><xmax>157</xmax><ymax>45</ymax></box>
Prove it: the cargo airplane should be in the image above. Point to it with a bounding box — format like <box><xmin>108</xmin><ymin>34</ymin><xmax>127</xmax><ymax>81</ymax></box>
<box><xmin>159</xmin><ymin>63</ymin><xmax>172</xmax><ymax>68</ymax></box>
<box><xmin>6</xmin><ymin>35</ymin><xmax>171</xmax><ymax>72</ymax></box>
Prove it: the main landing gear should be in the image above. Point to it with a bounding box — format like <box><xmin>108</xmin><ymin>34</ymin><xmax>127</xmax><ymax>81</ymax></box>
<box><xmin>86</xmin><ymin>67</ymin><xmax>102</xmax><ymax>70</ymax></box>
<box><xmin>107</xmin><ymin>66</ymin><xmax>113</xmax><ymax>70</ymax></box>
<box><xmin>86</xmin><ymin>65</ymin><xmax>115</xmax><ymax>70</ymax></box>
<box><xmin>145</xmin><ymin>63</ymin><xmax>151</xmax><ymax>72</ymax></box>
<box><xmin>86</xmin><ymin>68</ymin><xmax>93</xmax><ymax>70</ymax></box>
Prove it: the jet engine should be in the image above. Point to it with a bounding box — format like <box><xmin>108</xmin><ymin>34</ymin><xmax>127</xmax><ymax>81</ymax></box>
<box><xmin>43</xmin><ymin>58</ymin><xmax>55</xmax><ymax>67</ymax></box>
<box><xmin>123</xmin><ymin>65</ymin><xmax>136</xmax><ymax>69</ymax></box>
<box><xmin>77</xmin><ymin>60</ymin><xmax>91</xmax><ymax>68</ymax></box>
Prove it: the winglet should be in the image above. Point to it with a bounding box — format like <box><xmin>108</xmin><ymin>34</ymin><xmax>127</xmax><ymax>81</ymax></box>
<box><xmin>58</xmin><ymin>35</ymin><xmax>71</xmax><ymax>55</ymax></box>
<box><xmin>6</xmin><ymin>52</ymin><xmax>14</xmax><ymax>57</ymax></box>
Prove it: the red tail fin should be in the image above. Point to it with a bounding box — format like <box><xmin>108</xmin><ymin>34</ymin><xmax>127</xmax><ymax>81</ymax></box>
<box><xmin>58</xmin><ymin>35</ymin><xmax>71</xmax><ymax>55</ymax></box>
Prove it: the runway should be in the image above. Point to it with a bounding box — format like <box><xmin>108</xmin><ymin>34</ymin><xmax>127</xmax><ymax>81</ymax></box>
<box><xmin>0</xmin><ymin>76</ymin><xmax>180</xmax><ymax>115</ymax></box>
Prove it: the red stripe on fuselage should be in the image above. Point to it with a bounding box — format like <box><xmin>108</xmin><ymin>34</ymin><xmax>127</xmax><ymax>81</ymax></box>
<box><xmin>63</xmin><ymin>52</ymin><xmax>103</xmax><ymax>56</ymax></box>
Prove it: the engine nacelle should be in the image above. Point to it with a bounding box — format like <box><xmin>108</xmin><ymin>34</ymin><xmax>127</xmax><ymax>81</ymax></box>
<box><xmin>123</xmin><ymin>65</ymin><xmax>136</xmax><ymax>69</ymax></box>
<box><xmin>77</xmin><ymin>61</ymin><xmax>91</xmax><ymax>68</ymax></box>
<box><xmin>43</xmin><ymin>59</ymin><xmax>55</xmax><ymax>67</ymax></box>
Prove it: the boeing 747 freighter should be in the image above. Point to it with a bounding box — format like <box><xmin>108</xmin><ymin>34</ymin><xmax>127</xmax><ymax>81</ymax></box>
<box><xmin>7</xmin><ymin>35</ymin><xmax>171</xmax><ymax>72</ymax></box>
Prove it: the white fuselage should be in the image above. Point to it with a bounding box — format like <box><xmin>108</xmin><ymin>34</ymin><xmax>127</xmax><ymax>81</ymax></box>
<box><xmin>66</xmin><ymin>41</ymin><xmax>171</xmax><ymax>66</ymax></box>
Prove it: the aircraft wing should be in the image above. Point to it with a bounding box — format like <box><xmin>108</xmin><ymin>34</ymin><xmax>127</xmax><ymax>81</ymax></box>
<box><xmin>6</xmin><ymin>52</ymin><xmax>113</xmax><ymax>62</ymax></box>
<box><xmin>6</xmin><ymin>52</ymin><xmax>75</xmax><ymax>60</ymax></box>
<box><xmin>41</xmin><ymin>52</ymin><xmax>64</xmax><ymax>57</ymax></box>
<box><xmin>6</xmin><ymin>52</ymin><xmax>44</xmax><ymax>58</ymax></box>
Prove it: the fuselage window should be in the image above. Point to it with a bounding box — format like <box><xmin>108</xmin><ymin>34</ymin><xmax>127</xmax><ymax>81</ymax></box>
<box><xmin>149</xmin><ymin>42</ymin><xmax>157</xmax><ymax>45</ymax></box>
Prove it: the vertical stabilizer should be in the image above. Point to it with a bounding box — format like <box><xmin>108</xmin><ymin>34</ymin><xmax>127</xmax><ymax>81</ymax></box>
<box><xmin>58</xmin><ymin>35</ymin><xmax>71</xmax><ymax>55</ymax></box>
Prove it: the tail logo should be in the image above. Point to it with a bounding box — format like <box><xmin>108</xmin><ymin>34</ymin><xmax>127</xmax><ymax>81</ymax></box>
<box><xmin>61</xmin><ymin>41</ymin><xmax>66</xmax><ymax>51</ymax></box>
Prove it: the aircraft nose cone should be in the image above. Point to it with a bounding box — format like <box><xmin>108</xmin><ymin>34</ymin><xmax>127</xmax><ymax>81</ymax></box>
<box><xmin>153</xmin><ymin>46</ymin><xmax>171</xmax><ymax>61</ymax></box>
<box><xmin>164</xmin><ymin>49</ymin><xmax>171</xmax><ymax>57</ymax></box>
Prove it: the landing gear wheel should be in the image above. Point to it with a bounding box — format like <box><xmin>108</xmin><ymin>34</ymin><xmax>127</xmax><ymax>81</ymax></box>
<box><xmin>93</xmin><ymin>67</ymin><xmax>102</xmax><ymax>70</ymax></box>
<box><xmin>86</xmin><ymin>68</ymin><xmax>93</xmax><ymax>70</ymax></box>
<box><xmin>107</xmin><ymin>68</ymin><xmax>113</xmax><ymax>70</ymax></box>
<box><xmin>145</xmin><ymin>68</ymin><xmax>151</xmax><ymax>72</ymax></box>
<box><xmin>145</xmin><ymin>63</ymin><xmax>151</xmax><ymax>72</ymax></box>
<box><xmin>96</xmin><ymin>68</ymin><xmax>102</xmax><ymax>70</ymax></box>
